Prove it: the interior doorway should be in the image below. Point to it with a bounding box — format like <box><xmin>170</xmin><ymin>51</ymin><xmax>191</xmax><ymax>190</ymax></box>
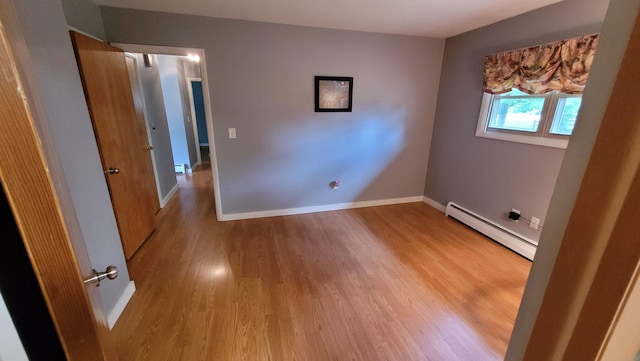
<box><xmin>115</xmin><ymin>44</ymin><xmax>223</xmax><ymax>218</ymax></box>
<box><xmin>154</xmin><ymin>54</ymin><xmax>200</xmax><ymax>174</ymax></box>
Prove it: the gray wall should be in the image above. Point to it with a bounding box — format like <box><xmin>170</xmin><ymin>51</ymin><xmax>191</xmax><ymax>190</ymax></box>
<box><xmin>60</xmin><ymin>0</ymin><xmax>106</xmax><ymax>40</ymax></box>
<box><xmin>184</xmin><ymin>59</ymin><xmax>201</xmax><ymax>159</ymax></box>
<box><xmin>61</xmin><ymin>0</ymin><xmax>179</xmax><ymax>203</ymax></box>
<box><xmin>176</xmin><ymin>58</ymin><xmax>199</xmax><ymax>167</ymax></box>
<box><xmin>182</xmin><ymin>58</ymin><xmax>201</xmax><ymax>79</ymax></box>
<box><xmin>424</xmin><ymin>0</ymin><xmax>609</xmax><ymax>240</ymax></box>
<box><xmin>157</xmin><ymin>55</ymin><xmax>194</xmax><ymax>168</ymax></box>
<box><xmin>101</xmin><ymin>8</ymin><xmax>445</xmax><ymax>215</ymax></box>
<box><xmin>0</xmin><ymin>293</ymin><xmax>28</xmax><ymax>361</ymax></box>
<box><xmin>15</xmin><ymin>0</ymin><xmax>131</xmax><ymax>316</ymax></box>
<box><xmin>134</xmin><ymin>53</ymin><xmax>178</xmax><ymax>200</ymax></box>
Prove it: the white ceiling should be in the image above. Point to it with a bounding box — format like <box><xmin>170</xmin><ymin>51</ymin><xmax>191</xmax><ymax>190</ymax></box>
<box><xmin>95</xmin><ymin>0</ymin><xmax>563</xmax><ymax>38</ymax></box>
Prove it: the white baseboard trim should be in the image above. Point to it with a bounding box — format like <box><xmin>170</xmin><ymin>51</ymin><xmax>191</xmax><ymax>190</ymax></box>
<box><xmin>107</xmin><ymin>281</ymin><xmax>136</xmax><ymax>329</ymax></box>
<box><xmin>191</xmin><ymin>161</ymin><xmax>201</xmax><ymax>171</ymax></box>
<box><xmin>160</xmin><ymin>183</ymin><xmax>180</xmax><ymax>208</ymax></box>
<box><xmin>219</xmin><ymin>196</ymin><xmax>424</xmax><ymax>221</ymax></box>
<box><xmin>423</xmin><ymin>196</ymin><xmax>446</xmax><ymax>213</ymax></box>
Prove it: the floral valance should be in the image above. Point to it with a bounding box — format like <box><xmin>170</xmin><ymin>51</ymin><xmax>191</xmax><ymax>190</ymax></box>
<box><xmin>482</xmin><ymin>34</ymin><xmax>599</xmax><ymax>95</ymax></box>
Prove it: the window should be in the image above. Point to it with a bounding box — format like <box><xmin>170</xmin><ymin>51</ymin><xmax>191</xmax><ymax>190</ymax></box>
<box><xmin>476</xmin><ymin>89</ymin><xmax>582</xmax><ymax>149</ymax></box>
<box><xmin>478</xmin><ymin>34</ymin><xmax>597</xmax><ymax>148</ymax></box>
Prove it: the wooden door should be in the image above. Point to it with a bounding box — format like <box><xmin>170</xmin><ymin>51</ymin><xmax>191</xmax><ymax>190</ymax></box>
<box><xmin>70</xmin><ymin>32</ymin><xmax>158</xmax><ymax>259</ymax></box>
<box><xmin>520</xmin><ymin>9</ymin><xmax>640</xmax><ymax>361</ymax></box>
<box><xmin>0</xmin><ymin>3</ymin><xmax>117</xmax><ymax>359</ymax></box>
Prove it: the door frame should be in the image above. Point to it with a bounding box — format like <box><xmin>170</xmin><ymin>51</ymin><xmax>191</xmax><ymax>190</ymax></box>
<box><xmin>0</xmin><ymin>1</ymin><xmax>117</xmax><ymax>359</ymax></box>
<box><xmin>187</xmin><ymin>77</ymin><xmax>204</xmax><ymax>167</ymax></box>
<box><xmin>513</xmin><ymin>7</ymin><xmax>640</xmax><ymax>361</ymax></box>
<box><xmin>112</xmin><ymin>43</ymin><xmax>223</xmax><ymax>219</ymax></box>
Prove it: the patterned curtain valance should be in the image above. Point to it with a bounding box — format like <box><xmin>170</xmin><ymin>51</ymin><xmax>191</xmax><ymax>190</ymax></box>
<box><xmin>482</xmin><ymin>34</ymin><xmax>599</xmax><ymax>95</ymax></box>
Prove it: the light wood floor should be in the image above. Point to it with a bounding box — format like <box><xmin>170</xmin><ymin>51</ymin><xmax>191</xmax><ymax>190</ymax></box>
<box><xmin>112</xmin><ymin>165</ymin><xmax>531</xmax><ymax>361</ymax></box>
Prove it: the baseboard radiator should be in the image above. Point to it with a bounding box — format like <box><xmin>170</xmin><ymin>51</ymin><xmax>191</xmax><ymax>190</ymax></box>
<box><xmin>445</xmin><ymin>202</ymin><xmax>537</xmax><ymax>260</ymax></box>
<box><xmin>174</xmin><ymin>164</ymin><xmax>186</xmax><ymax>174</ymax></box>
<box><xmin>174</xmin><ymin>164</ymin><xmax>193</xmax><ymax>174</ymax></box>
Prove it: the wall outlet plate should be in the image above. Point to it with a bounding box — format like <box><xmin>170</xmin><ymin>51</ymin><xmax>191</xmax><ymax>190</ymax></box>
<box><xmin>530</xmin><ymin>216</ymin><xmax>540</xmax><ymax>230</ymax></box>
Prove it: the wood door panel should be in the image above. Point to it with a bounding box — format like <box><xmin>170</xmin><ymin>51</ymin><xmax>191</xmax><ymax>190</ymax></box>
<box><xmin>0</xmin><ymin>4</ymin><xmax>117</xmax><ymax>358</ymax></box>
<box><xmin>71</xmin><ymin>32</ymin><xmax>157</xmax><ymax>259</ymax></box>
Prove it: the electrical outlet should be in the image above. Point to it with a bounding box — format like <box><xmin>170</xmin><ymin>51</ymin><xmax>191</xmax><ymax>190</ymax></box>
<box><xmin>530</xmin><ymin>216</ymin><xmax>540</xmax><ymax>230</ymax></box>
<box><xmin>509</xmin><ymin>208</ymin><xmax>521</xmax><ymax>221</ymax></box>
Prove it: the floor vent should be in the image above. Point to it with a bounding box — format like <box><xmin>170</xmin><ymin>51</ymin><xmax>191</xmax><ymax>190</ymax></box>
<box><xmin>445</xmin><ymin>202</ymin><xmax>537</xmax><ymax>260</ymax></box>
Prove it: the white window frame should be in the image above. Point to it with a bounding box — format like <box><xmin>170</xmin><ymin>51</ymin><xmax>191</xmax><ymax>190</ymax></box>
<box><xmin>476</xmin><ymin>90</ymin><xmax>580</xmax><ymax>149</ymax></box>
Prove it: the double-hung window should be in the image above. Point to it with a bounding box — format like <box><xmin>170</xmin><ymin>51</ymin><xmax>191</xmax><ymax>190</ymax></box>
<box><xmin>477</xmin><ymin>34</ymin><xmax>598</xmax><ymax>149</ymax></box>
<box><xmin>477</xmin><ymin>89</ymin><xmax>582</xmax><ymax>148</ymax></box>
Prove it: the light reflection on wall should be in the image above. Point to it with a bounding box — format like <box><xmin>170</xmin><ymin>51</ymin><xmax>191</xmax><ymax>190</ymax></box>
<box><xmin>219</xmin><ymin>107</ymin><xmax>408</xmax><ymax>213</ymax></box>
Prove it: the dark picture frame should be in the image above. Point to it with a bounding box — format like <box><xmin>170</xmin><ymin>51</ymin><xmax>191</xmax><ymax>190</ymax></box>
<box><xmin>315</xmin><ymin>76</ymin><xmax>353</xmax><ymax>112</ymax></box>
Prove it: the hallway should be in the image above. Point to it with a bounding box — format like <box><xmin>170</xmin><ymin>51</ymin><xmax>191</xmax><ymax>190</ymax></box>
<box><xmin>112</xmin><ymin>165</ymin><xmax>530</xmax><ymax>361</ymax></box>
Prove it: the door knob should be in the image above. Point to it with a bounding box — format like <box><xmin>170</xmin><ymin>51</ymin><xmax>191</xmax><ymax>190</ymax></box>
<box><xmin>83</xmin><ymin>265</ymin><xmax>118</xmax><ymax>287</ymax></box>
<box><xmin>145</xmin><ymin>145</ymin><xmax>154</xmax><ymax>150</ymax></box>
<box><xmin>106</xmin><ymin>167</ymin><xmax>120</xmax><ymax>174</ymax></box>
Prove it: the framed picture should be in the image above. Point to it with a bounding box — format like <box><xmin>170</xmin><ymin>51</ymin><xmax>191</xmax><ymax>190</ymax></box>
<box><xmin>315</xmin><ymin>76</ymin><xmax>353</xmax><ymax>112</ymax></box>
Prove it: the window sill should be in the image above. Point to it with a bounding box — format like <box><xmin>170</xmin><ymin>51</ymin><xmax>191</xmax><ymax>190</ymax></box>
<box><xmin>475</xmin><ymin>129</ymin><xmax>569</xmax><ymax>149</ymax></box>
<box><xmin>475</xmin><ymin>92</ymin><xmax>570</xmax><ymax>149</ymax></box>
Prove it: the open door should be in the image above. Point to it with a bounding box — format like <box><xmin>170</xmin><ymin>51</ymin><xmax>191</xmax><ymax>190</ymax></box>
<box><xmin>70</xmin><ymin>32</ymin><xmax>159</xmax><ymax>260</ymax></box>
<box><xmin>517</xmin><ymin>9</ymin><xmax>640</xmax><ymax>361</ymax></box>
<box><xmin>0</xmin><ymin>2</ymin><xmax>117</xmax><ymax>359</ymax></box>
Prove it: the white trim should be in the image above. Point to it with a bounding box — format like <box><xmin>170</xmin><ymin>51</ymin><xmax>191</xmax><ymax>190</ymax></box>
<box><xmin>200</xmin><ymin>54</ymin><xmax>222</xmax><ymax>221</ymax></box>
<box><xmin>110</xmin><ymin>44</ymin><xmax>224</xmax><ymax>221</ymax></box>
<box><xmin>199</xmin><ymin>53</ymin><xmax>224</xmax><ymax>221</ymax></box>
<box><xmin>476</xmin><ymin>127</ymin><xmax>569</xmax><ymax>148</ymax></box>
<box><xmin>107</xmin><ymin>281</ymin><xmax>136</xmax><ymax>329</ymax></box>
<box><xmin>423</xmin><ymin>196</ymin><xmax>446</xmax><ymax>212</ymax></box>
<box><xmin>219</xmin><ymin>196</ymin><xmax>424</xmax><ymax>221</ymax></box>
<box><xmin>111</xmin><ymin>43</ymin><xmax>202</xmax><ymax>57</ymax></box>
<box><xmin>67</xmin><ymin>26</ymin><xmax>104</xmax><ymax>42</ymax></box>
<box><xmin>476</xmin><ymin>92</ymin><xmax>569</xmax><ymax>149</ymax></box>
<box><xmin>187</xmin><ymin>77</ymin><xmax>202</xmax><ymax>166</ymax></box>
<box><xmin>160</xmin><ymin>183</ymin><xmax>180</xmax><ymax>208</ymax></box>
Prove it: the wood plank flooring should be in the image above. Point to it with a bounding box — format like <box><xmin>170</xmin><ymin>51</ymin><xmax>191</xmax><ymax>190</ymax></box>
<box><xmin>112</xmin><ymin>165</ymin><xmax>531</xmax><ymax>361</ymax></box>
